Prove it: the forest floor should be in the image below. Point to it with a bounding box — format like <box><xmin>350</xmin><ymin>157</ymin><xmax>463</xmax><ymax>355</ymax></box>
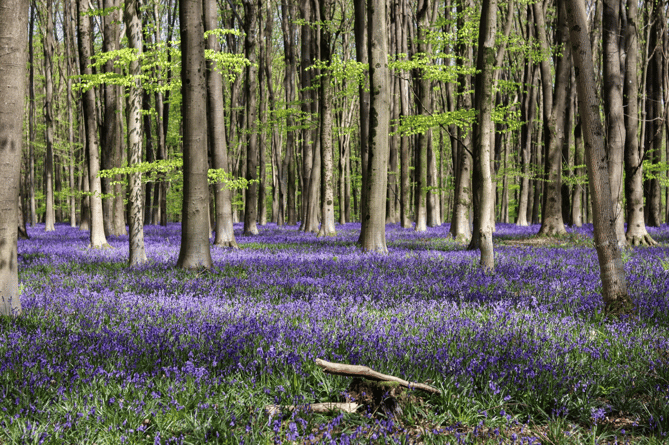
<box><xmin>2</xmin><ymin>221</ymin><xmax>669</xmax><ymax>444</ymax></box>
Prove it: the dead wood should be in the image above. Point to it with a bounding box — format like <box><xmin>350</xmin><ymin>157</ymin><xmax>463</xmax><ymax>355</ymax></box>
<box><xmin>315</xmin><ymin>358</ymin><xmax>441</xmax><ymax>395</ymax></box>
<box><xmin>264</xmin><ymin>402</ymin><xmax>360</xmax><ymax>416</ymax></box>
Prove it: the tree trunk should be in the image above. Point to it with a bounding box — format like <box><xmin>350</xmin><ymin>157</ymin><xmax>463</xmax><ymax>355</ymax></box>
<box><xmin>517</xmin><ymin>62</ymin><xmax>537</xmax><ymax>226</ymax></box>
<box><xmin>177</xmin><ymin>0</ymin><xmax>213</xmax><ymax>269</ymax></box>
<box><xmin>355</xmin><ymin>0</ymin><xmax>371</xmax><ymax>240</ymax></box>
<box><xmin>298</xmin><ymin>0</ymin><xmax>316</xmax><ymax>229</ymax></box>
<box><xmin>205</xmin><ymin>0</ymin><xmax>237</xmax><ymax>248</ymax></box>
<box><xmin>79</xmin><ymin>125</ymin><xmax>91</xmax><ymax>232</ymax></box>
<box><xmin>317</xmin><ymin>0</ymin><xmax>336</xmax><ymax>237</ymax></box>
<box><xmin>125</xmin><ymin>0</ymin><xmax>147</xmax><ymax>265</ymax></box>
<box><xmin>397</xmin><ymin>0</ymin><xmax>411</xmax><ymax>228</ymax></box>
<box><xmin>28</xmin><ymin>6</ymin><xmax>37</xmax><ymax>227</ymax></box>
<box><xmin>468</xmin><ymin>0</ymin><xmax>496</xmax><ymax>271</ymax></box>
<box><xmin>78</xmin><ymin>1</ymin><xmax>110</xmax><ymax>249</ymax></box>
<box><xmin>359</xmin><ymin>0</ymin><xmax>390</xmax><ymax>253</ymax></box>
<box><xmin>601</xmin><ymin>0</ymin><xmax>627</xmax><ymax>245</ymax></box>
<box><xmin>565</xmin><ymin>0</ymin><xmax>632</xmax><ymax>315</ymax></box>
<box><xmin>643</xmin><ymin>4</ymin><xmax>663</xmax><ymax>228</ymax></box>
<box><xmin>531</xmin><ymin>123</ymin><xmax>542</xmax><ymax>225</ymax></box>
<box><xmin>427</xmin><ymin>136</ymin><xmax>441</xmax><ymax>227</ymax></box>
<box><xmin>0</xmin><ymin>0</ymin><xmax>28</xmax><ymax>316</ymax></box>
<box><xmin>562</xmin><ymin>74</ymin><xmax>575</xmax><ymax>225</ymax></box>
<box><xmin>257</xmin><ymin>2</ymin><xmax>271</xmax><ymax>227</ymax></box>
<box><xmin>571</xmin><ymin>118</ymin><xmax>584</xmax><ymax>226</ymax></box>
<box><xmin>280</xmin><ymin>0</ymin><xmax>298</xmax><ymax>225</ymax></box>
<box><xmin>142</xmin><ymin>89</ymin><xmax>155</xmax><ymax>226</ymax></box>
<box><xmin>63</xmin><ymin>0</ymin><xmax>77</xmax><ymax>227</ymax></box>
<box><xmin>414</xmin><ymin>0</ymin><xmax>434</xmax><ymax>232</ymax></box>
<box><xmin>386</xmin><ymin>15</ymin><xmax>399</xmax><ymax>226</ymax></box>
<box><xmin>152</xmin><ymin>2</ymin><xmax>166</xmax><ymax>227</ymax></box>
<box><xmin>623</xmin><ymin>0</ymin><xmax>654</xmax><ymax>245</ymax></box>
<box><xmin>537</xmin><ymin>0</ymin><xmax>568</xmax><ymax>237</ymax></box>
<box><xmin>102</xmin><ymin>0</ymin><xmax>121</xmax><ymax>236</ymax></box>
<box><xmin>43</xmin><ymin>0</ymin><xmax>56</xmax><ymax>232</ymax></box>
<box><xmin>450</xmin><ymin>0</ymin><xmax>473</xmax><ymax>240</ymax></box>
<box><xmin>243</xmin><ymin>0</ymin><xmax>260</xmax><ymax>236</ymax></box>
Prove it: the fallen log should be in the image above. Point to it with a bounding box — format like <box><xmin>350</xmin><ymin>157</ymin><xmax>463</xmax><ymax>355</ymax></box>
<box><xmin>264</xmin><ymin>402</ymin><xmax>360</xmax><ymax>416</ymax></box>
<box><xmin>315</xmin><ymin>358</ymin><xmax>441</xmax><ymax>395</ymax></box>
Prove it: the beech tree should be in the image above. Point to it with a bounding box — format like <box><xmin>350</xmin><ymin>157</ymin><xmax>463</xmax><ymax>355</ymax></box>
<box><xmin>450</xmin><ymin>0</ymin><xmax>474</xmax><ymax>240</ymax></box>
<box><xmin>16</xmin><ymin>0</ymin><xmax>669</xmax><ymax>252</ymax></box>
<box><xmin>536</xmin><ymin>0</ymin><xmax>569</xmax><ymax>237</ymax></box>
<box><xmin>102</xmin><ymin>0</ymin><xmax>123</xmax><ymax>236</ymax></box>
<box><xmin>359</xmin><ymin>0</ymin><xmax>390</xmax><ymax>253</ymax></box>
<box><xmin>413</xmin><ymin>0</ymin><xmax>433</xmax><ymax>233</ymax></box>
<box><xmin>177</xmin><ymin>0</ymin><xmax>213</xmax><ymax>269</ymax></box>
<box><xmin>354</xmin><ymin>0</ymin><xmax>370</xmax><ymax>243</ymax></box>
<box><xmin>602</xmin><ymin>0</ymin><xmax>626</xmax><ymax>246</ymax></box>
<box><xmin>205</xmin><ymin>0</ymin><xmax>238</xmax><ymax>248</ymax></box>
<box><xmin>565</xmin><ymin>0</ymin><xmax>632</xmax><ymax>314</ymax></box>
<box><xmin>624</xmin><ymin>0</ymin><xmax>655</xmax><ymax>246</ymax></box>
<box><xmin>317</xmin><ymin>0</ymin><xmax>337</xmax><ymax>237</ymax></box>
<box><xmin>0</xmin><ymin>0</ymin><xmax>29</xmax><ymax>316</ymax></box>
<box><xmin>78</xmin><ymin>0</ymin><xmax>110</xmax><ymax>249</ymax></box>
<box><xmin>242</xmin><ymin>0</ymin><xmax>260</xmax><ymax>236</ymax></box>
<box><xmin>125</xmin><ymin>0</ymin><xmax>147</xmax><ymax>265</ymax></box>
<box><xmin>42</xmin><ymin>0</ymin><xmax>55</xmax><ymax>232</ymax></box>
<box><xmin>468</xmin><ymin>0</ymin><xmax>496</xmax><ymax>270</ymax></box>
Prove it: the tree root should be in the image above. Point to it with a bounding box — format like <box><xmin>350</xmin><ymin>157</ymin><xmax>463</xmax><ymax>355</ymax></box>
<box><xmin>625</xmin><ymin>233</ymin><xmax>657</xmax><ymax>247</ymax></box>
<box><xmin>213</xmin><ymin>240</ymin><xmax>238</xmax><ymax>249</ymax></box>
<box><xmin>604</xmin><ymin>295</ymin><xmax>635</xmax><ymax>318</ymax></box>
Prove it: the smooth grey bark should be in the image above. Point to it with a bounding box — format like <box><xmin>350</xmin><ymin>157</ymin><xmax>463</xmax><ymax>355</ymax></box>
<box><xmin>623</xmin><ymin>0</ymin><xmax>654</xmax><ymax>246</ymax></box>
<box><xmin>450</xmin><ymin>0</ymin><xmax>473</xmax><ymax>240</ymax></box>
<box><xmin>537</xmin><ymin>0</ymin><xmax>568</xmax><ymax>237</ymax></box>
<box><xmin>78</xmin><ymin>1</ymin><xmax>110</xmax><ymax>249</ymax></box>
<box><xmin>355</xmin><ymin>0</ymin><xmax>370</xmax><ymax>241</ymax></box>
<box><xmin>516</xmin><ymin>61</ymin><xmax>537</xmax><ymax>226</ymax></box>
<box><xmin>280</xmin><ymin>0</ymin><xmax>298</xmax><ymax>225</ymax></box>
<box><xmin>602</xmin><ymin>0</ymin><xmax>627</xmax><ymax>246</ymax></box>
<box><xmin>63</xmin><ymin>0</ymin><xmax>77</xmax><ymax>227</ymax></box>
<box><xmin>565</xmin><ymin>0</ymin><xmax>632</xmax><ymax>315</ymax></box>
<box><xmin>79</xmin><ymin>138</ymin><xmax>91</xmax><ymax>231</ymax></box>
<box><xmin>359</xmin><ymin>0</ymin><xmax>390</xmax><ymax>253</ymax></box>
<box><xmin>413</xmin><ymin>0</ymin><xmax>433</xmax><ymax>232</ymax></box>
<box><xmin>427</xmin><ymin>136</ymin><xmax>441</xmax><ymax>227</ymax></box>
<box><xmin>102</xmin><ymin>0</ymin><xmax>121</xmax><ymax>236</ymax></box>
<box><xmin>0</xmin><ymin>0</ymin><xmax>28</xmax><ymax>316</ymax></box>
<box><xmin>396</xmin><ymin>0</ymin><xmax>411</xmax><ymax>229</ymax></box>
<box><xmin>43</xmin><ymin>0</ymin><xmax>55</xmax><ymax>232</ymax></box>
<box><xmin>386</xmin><ymin>9</ymin><xmax>399</xmax><ymax>225</ymax></box>
<box><xmin>257</xmin><ymin>2</ymin><xmax>271</xmax><ymax>227</ymax></box>
<box><xmin>264</xmin><ymin>13</ymin><xmax>283</xmax><ymax>225</ymax></box>
<box><xmin>571</xmin><ymin>118</ymin><xmax>584</xmax><ymax>226</ymax></box>
<box><xmin>562</xmin><ymin>74</ymin><xmax>575</xmax><ymax>225</ymax></box>
<box><xmin>125</xmin><ymin>0</ymin><xmax>147</xmax><ymax>266</ymax></box>
<box><xmin>468</xmin><ymin>0</ymin><xmax>496</xmax><ymax>271</ymax></box>
<box><xmin>151</xmin><ymin>2</ymin><xmax>166</xmax><ymax>227</ymax></box>
<box><xmin>204</xmin><ymin>0</ymin><xmax>237</xmax><ymax>248</ymax></box>
<box><xmin>317</xmin><ymin>0</ymin><xmax>336</xmax><ymax>237</ymax></box>
<box><xmin>243</xmin><ymin>0</ymin><xmax>260</xmax><ymax>236</ymax></box>
<box><xmin>28</xmin><ymin>6</ymin><xmax>37</xmax><ymax>227</ymax></box>
<box><xmin>643</xmin><ymin>3</ymin><xmax>663</xmax><ymax>227</ymax></box>
<box><xmin>142</xmin><ymin>89</ymin><xmax>155</xmax><ymax>226</ymax></box>
<box><xmin>299</xmin><ymin>0</ymin><xmax>317</xmax><ymax>230</ymax></box>
<box><xmin>177</xmin><ymin>0</ymin><xmax>213</xmax><ymax>269</ymax></box>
